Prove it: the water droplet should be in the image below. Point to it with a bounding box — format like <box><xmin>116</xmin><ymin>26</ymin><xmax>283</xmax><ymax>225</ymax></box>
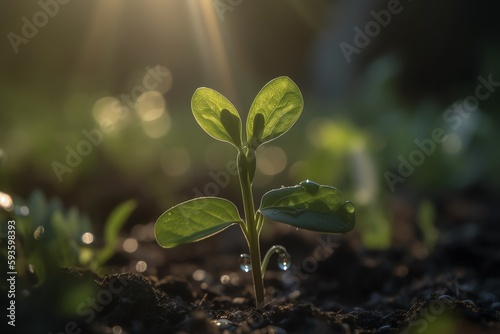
<box><xmin>239</xmin><ymin>254</ymin><xmax>252</xmax><ymax>272</ymax></box>
<box><xmin>299</xmin><ymin>179</ymin><xmax>320</xmax><ymax>193</ymax></box>
<box><xmin>213</xmin><ymin>318</ymin><xmax>237</xmax><ymax>330</ymax></box>
<box><xmin>277</xmin><ymin>252</ymin><xmax>291</xmax><ymax>270</ymax></box>
<box><xmin>343</xmin><ymin>201</ymin><xmax>355</xmax><ymax>214</ymax></box>
<box><xmin>34</xmin><ymin>226</ymin><xmax>44</xmax><ymax>240</ymax></box>
<box><xmin>167</xmin><ymin>212</ymin><xmax>172</xmax><ymax>216</ymax></box>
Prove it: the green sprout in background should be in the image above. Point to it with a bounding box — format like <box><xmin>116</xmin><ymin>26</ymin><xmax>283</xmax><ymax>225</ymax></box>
<box><xmin>0</xmin><ymin>190</ymin><xmax>136</xmax><ymax>286</ymax></box>
<box><xmin>154</xmin><ymin>76</ymin><xmax>356</xmax><ymax>306</ymax></box>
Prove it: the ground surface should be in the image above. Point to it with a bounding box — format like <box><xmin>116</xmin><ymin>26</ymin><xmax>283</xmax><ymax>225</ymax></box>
<box><xmin>7</xmin><ymin>192</ymin><xmax>500</xmax><ymax>334</ymax></box>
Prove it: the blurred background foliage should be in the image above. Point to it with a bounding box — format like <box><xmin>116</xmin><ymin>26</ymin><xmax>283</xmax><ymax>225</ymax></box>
<box><xmin>0</xmin><ymin>190</ymin><xmax>135</xmax><ymax>287</ymax></box>
<box><xmin>1</xmin><ymin>0</ymin><xmax>499</xmax><ymax>255</ymax></box>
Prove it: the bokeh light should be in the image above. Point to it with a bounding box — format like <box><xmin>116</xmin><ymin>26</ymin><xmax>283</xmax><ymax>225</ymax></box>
<box><xmin>81</xmin><ymin>232</ymin><xmax>94</xmax><ymax>244</ymax></box>
<box><xmin>123</xmin><ymin>238</ymin><xmax>139</xmax><ymax>253</ymax></box>
<box><xmin>141</xmin><ymin>112</ymin><xmax>171</xmax><ymax>138</ymax></box>
<box><xmin>92</xmin><ymin>97</ymin><xmax>127</xmax><ymax>131</ymax></box>
<box><xmin>288</xmin><ymin>160</ymin><xmax>307</xmax><ymax>182</ymax></box>
<box><xmin>220</xmin><ymin>274</ymin><xmax>230</xmax><ymax>284</ymax></box>
<box><xmin>192</xmin><ymin>269</ymin><xmax>206</xmax><ymax>281</ymax></box>
<box><xmin>256</xmin><ymin>146</ymin><xmax>287</xmax><ymax>176</ymax></box>
<box><xmin>0</xmin><ymin>192</ymin><xmax>14</xmax><ymax>212</ymax></box>
<box><xmin>141</xmin><ymin>65</ymin><xmax>173</xmax><ymax>94</ymax></box>
<box><xmin>17</xmin><ymin>205</ymin><xmax>30</xmax><ymax>216</ymax></box>
<box><xmin>112</xmin><ymin>326</ymin><xmax>123</xmax><ymax>334</ymax></box>
<box><xmin>135</xmin><ymin>91</ymin><xmax>166</xmax><ymax>122</ymax></box>
<box><xmin>135</xmin><ymin>260</ymin><xmax>147</xmax><ymax>273</ymax></box>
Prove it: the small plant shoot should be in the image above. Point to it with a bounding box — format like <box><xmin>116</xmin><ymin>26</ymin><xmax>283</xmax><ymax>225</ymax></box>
<box><xmin>155</xmin><ymin>76</ymin><xmax>355</xmax><ymax>306</ymax></box>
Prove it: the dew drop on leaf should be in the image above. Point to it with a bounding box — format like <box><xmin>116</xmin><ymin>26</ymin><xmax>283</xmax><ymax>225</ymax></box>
<box><xmin>299</xmin><ymin>179</ymin><xmax>320</xmax><ymax>193</ymax></box>
<box><xmin>343</xmin><ymin>201</ymin><xmax>355</xmax><ymax>214</ymax></box>
<box><xmin>239</xmin><ymin>254</ymin><xmax>252</xmax><ymax>272</ymax></box>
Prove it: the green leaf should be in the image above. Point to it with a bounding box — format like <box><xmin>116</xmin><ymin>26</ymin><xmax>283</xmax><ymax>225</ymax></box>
<box><xmin>192</xmin><ymin>88</ymin><xmax>242</xmax><ymax>148</ymax></box>
<box><xmin>94</xmin><ymin>200</ymin><xmax>137</xmax><ymax>266</ymax></box>
<box><xmin>155</xmin><ymin>197</ymin><xmax>243</xmax><ymax>248</ymax></box>
<box><xmin>246</xmin><ymin>76</ymin><xmax>303</xmax><ymax>148</ymax></box>
<box><xmin>259</xmin><ymin>180</ymin><xmax>355</xmax><ymax>233</ymax></box>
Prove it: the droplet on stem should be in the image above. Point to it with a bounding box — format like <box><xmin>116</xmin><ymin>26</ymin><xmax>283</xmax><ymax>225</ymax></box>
<box><xmin>277</xmin><ymin>251</ymin><xmax>291</xmax><ymax>271</ymax></box>
<box><xmin>239</xmin><ymin>254</ymin><xmax>252</xmax><ymax>272</ymax></box>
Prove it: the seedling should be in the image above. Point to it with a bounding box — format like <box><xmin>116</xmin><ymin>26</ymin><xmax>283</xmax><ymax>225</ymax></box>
<box><xmin>155</xmin><ymin>76</ymin><xmax>355</xmax><ymax>306</ymax></box>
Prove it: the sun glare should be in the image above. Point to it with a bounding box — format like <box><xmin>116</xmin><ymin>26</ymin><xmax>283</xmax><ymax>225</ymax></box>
<box><xmin>187</xmin><ymin>1</ymin><xmax>235</xmax><ymax>98</ymax></box>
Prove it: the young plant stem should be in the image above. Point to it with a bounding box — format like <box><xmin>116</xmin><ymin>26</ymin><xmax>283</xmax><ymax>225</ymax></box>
<box><xmin>260</xmin><ymin>245</ymin><xmax>288</xmax><ymax>278</ymax></box>
<box><xmin>237</xmin><ymin>151</ymin><xmax>265</xmax><ymax>307</ymax></box>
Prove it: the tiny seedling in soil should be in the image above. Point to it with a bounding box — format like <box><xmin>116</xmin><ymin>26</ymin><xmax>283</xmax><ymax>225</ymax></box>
<box><xmin>154</xmin><ymin>76</ymin><xmax>355</xmax><ymax>307</ymax></box>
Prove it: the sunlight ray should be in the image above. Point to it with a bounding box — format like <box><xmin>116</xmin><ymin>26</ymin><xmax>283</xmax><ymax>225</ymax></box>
<box><xmin>187</xmin><ymin>1</ymin><xmax>236</xmax><ymax>99</ymax></box>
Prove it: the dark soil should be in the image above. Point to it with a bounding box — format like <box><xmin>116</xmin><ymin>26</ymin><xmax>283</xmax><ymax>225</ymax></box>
<box><xmin>7</xmin><ymin>192</ymin><xmax>500</xmax><ymax>334</ymax></box>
